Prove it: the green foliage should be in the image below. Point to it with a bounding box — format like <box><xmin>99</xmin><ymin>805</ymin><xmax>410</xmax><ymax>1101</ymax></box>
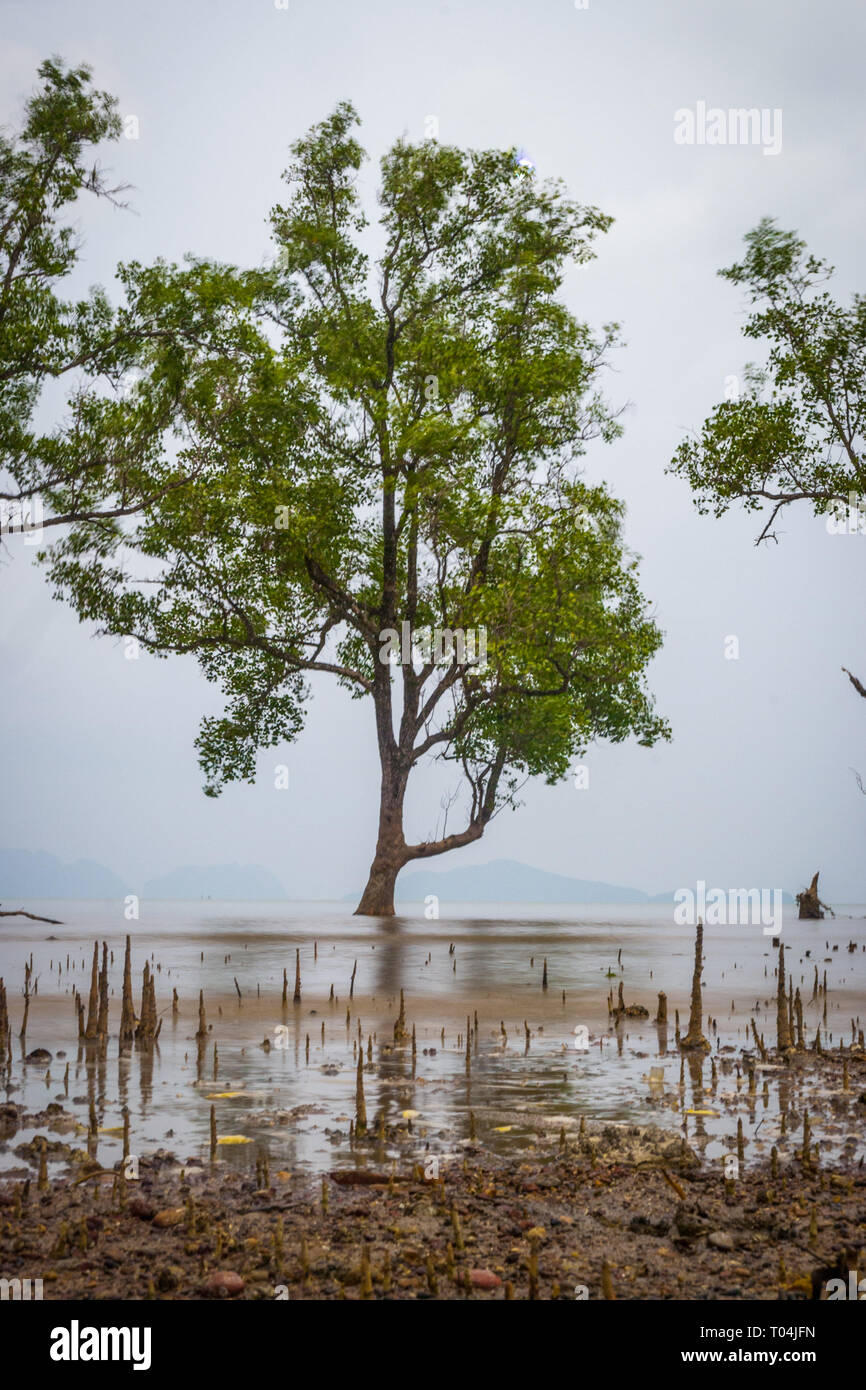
<box><xmin>0</xmin><ymin>59</ymin><xmax>209</xmax><ymax>530</ymax></box>
<box><xmin>1</xmin><ymin>60</ymin><xmax>120</xmax><ymax>494</ymax></box>
<box><xmin>669</xmin><ymin>218</ymin><xmax>866</xmax><ymax>542</ymax></box>
<box><xmin>43</xmin><ymin>101</ymin><xmax>668</xmax><ymax>851</ymax></box>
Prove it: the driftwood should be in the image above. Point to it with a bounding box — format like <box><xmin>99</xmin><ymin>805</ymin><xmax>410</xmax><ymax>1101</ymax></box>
<box><xmin>842</xmin><ymin>667</ymin><xmax>866</xmax><ymax>699</ymax></box>
<box><xmin>0</xmin><ymin>906</ymin><xmax>62</xmax><ymax>924</ymax></box>
<box><xmin>796</xmin><ymin>871</ymin><xmax>834</xmax><ymax>920</ymax></box>
<box><xmin>329</xmin><ymin>1171</ymin><xmax>411</xmax><ymax>1187</ymax></box>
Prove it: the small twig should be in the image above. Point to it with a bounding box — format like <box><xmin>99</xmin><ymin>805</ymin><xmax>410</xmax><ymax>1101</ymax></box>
<box><xmin>660</xmin><ymin>1167</ymin><xmax>686</xmax><ymax>1200</ymax></box>
<box><xmin>0</xmin><ymin>907</ymin><xmax>62</xmax><ymax>924</ymax></box>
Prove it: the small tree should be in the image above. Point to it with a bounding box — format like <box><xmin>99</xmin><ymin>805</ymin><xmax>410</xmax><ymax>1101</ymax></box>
<box><xmin>45</xmin><ymin>104</ymin><xmax>668</xmax><ymax>914</ymax></box>
<box><xmin>0</xmin><ymin>59</ymin><xmax>205</xmax><ymax>541</ymax></box>
<box><xmin>669</xmin><ymin>218</ymin><xmax>865</xmax><ymax>745</ymax></box>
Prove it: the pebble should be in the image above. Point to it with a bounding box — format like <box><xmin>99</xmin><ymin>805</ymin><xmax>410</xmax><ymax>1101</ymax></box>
<box><xmin>152</xmin><ymin>1207</ymin><xmax>185</xmax><ymax>1228</ymax></box>
<box><xmin>469</xmin><ymin>1268</ymin><xmax>502</xmax><ymax>1289</ymax></box>
<box><xmin>128</xmin><ymin>1198</ymin><xmax>155</xmax><ymax>1221</ymax></box>
<box><xmin>206</xmin><ymin>1270</ymin><xmax>245</xmax><ymax>1297</ymax></box>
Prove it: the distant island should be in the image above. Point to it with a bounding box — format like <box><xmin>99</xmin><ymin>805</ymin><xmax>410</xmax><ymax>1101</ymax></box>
<box><xmin>0</xmin><ymin>849</ymin><xmax>287</xmax><ymax>902</ymax></box>
<box><xmin>142</xmin><ymin>864</ymin><xmax>287</xmax><ymax>901</ymax></box>
<box><xmin>341</xmin><ymin>859</ymin><xmax>798</xmax><ymax>906</ymax></box>
<box><xmin>342</xmin><ymin>859</ymin><xmax>674</xmax><ymax>905</ymax></box>
<box><xmin>0</xmin><ymin>849</ymin><xmax>126</xmax><ymax>900</ymax></box>
<box><xmin>2</xmin><ymin>848</ymin><xmax>800</xmax><ymax>906</ymax></box>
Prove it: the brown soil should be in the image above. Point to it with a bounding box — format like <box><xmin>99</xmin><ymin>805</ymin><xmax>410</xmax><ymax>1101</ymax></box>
<box><xmin>2</xmin><ymin>1094</ymin><xmax>864</xmax><ymax>1301</ymax></box>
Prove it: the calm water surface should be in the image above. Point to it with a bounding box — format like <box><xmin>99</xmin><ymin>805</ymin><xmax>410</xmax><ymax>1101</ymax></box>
<box><xmin>2</xmin><ymin>900</ymin><xmax>864</xmax><ymax>1177</ymax></box>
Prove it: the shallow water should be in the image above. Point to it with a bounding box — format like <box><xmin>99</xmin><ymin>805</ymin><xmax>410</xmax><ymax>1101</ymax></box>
<box><xmin>1</xmin><ymin>900</ymin><xmax>865</xmax><ymax>1178</ymax></box>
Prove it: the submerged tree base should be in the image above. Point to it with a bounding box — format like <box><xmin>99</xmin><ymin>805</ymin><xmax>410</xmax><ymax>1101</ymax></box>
<box><xmin>353</xmin><ymin>848</ymin><xmax>408</xmax><ymax>916</ymax></box>
<box><xmin>354</xmin><ymin>878</ymin><xmax>400</xmax><ymax>917</ymax></box>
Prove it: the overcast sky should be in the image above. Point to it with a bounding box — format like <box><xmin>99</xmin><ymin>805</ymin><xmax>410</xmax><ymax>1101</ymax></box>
<box><xmin>1</xmin><ymin>0</ymin><xmax>864</xmax><ymax>902</ymax></box>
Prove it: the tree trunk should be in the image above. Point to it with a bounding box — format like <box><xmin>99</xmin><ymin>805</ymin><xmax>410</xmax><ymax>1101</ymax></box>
<box><xmin>353</xmin><ymin>676</ymin><xmax>505</xmax><ymax>914</ymax></box>
<box><xmin>354</xmin><ymin>765</ymin><xmax>409</xmax><ymax>916</ymax></box>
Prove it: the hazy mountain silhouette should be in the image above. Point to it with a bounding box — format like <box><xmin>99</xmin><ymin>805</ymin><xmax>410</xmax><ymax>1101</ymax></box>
<box><xmin>0</xmin><ymin>848</ymin><xmax>126</xmax><ymax>900</ymax></box>
<box><xmin>370</xmin><ymin>859</ymin><xmax>652</xmax><ymax>904</ymax></box>
<box><xmin>142</xmin><ymin>863</ymin><xmax>287</xmax><ymax>900</ymax></box>
<box><xmin>1</xmin><ymin>849</ymin><xmax>287</xmax><ymax>902</ymax></box>
<box><xmin>385</xmin><ymin>862</ymin><xmax>796</xmax><ymax>905</ymax></box>
<box><xmin>4</xmin><ymin>848</ymin><xmax>795</xmax><ymax>907</ymax></box>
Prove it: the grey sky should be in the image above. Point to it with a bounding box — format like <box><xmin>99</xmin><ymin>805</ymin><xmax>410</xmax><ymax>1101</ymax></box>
<box><xmin>1</xmin><ymin>0</ymin><xmax>864</xmax><ymax>901</ymax></box>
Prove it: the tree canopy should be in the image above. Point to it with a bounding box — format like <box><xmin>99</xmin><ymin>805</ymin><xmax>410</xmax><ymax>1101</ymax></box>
<box><xmin>669</xmin><ymin>218</ymin><xmax>865</xmax><ymax>785</ymax></box>
<box><xmin>0</xmin><ymin>58</ymin><xmax>201</xmax><ymax>538</ymax></box>
<box><xmin>41</xmin><ymin>100</ymin><xmax>668</xmax><ymax>913</ymax></box>
<box><xmin>669</xmin><ymin>218</ymin><xmax>865</xmax><ymax>543</ymax></box>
